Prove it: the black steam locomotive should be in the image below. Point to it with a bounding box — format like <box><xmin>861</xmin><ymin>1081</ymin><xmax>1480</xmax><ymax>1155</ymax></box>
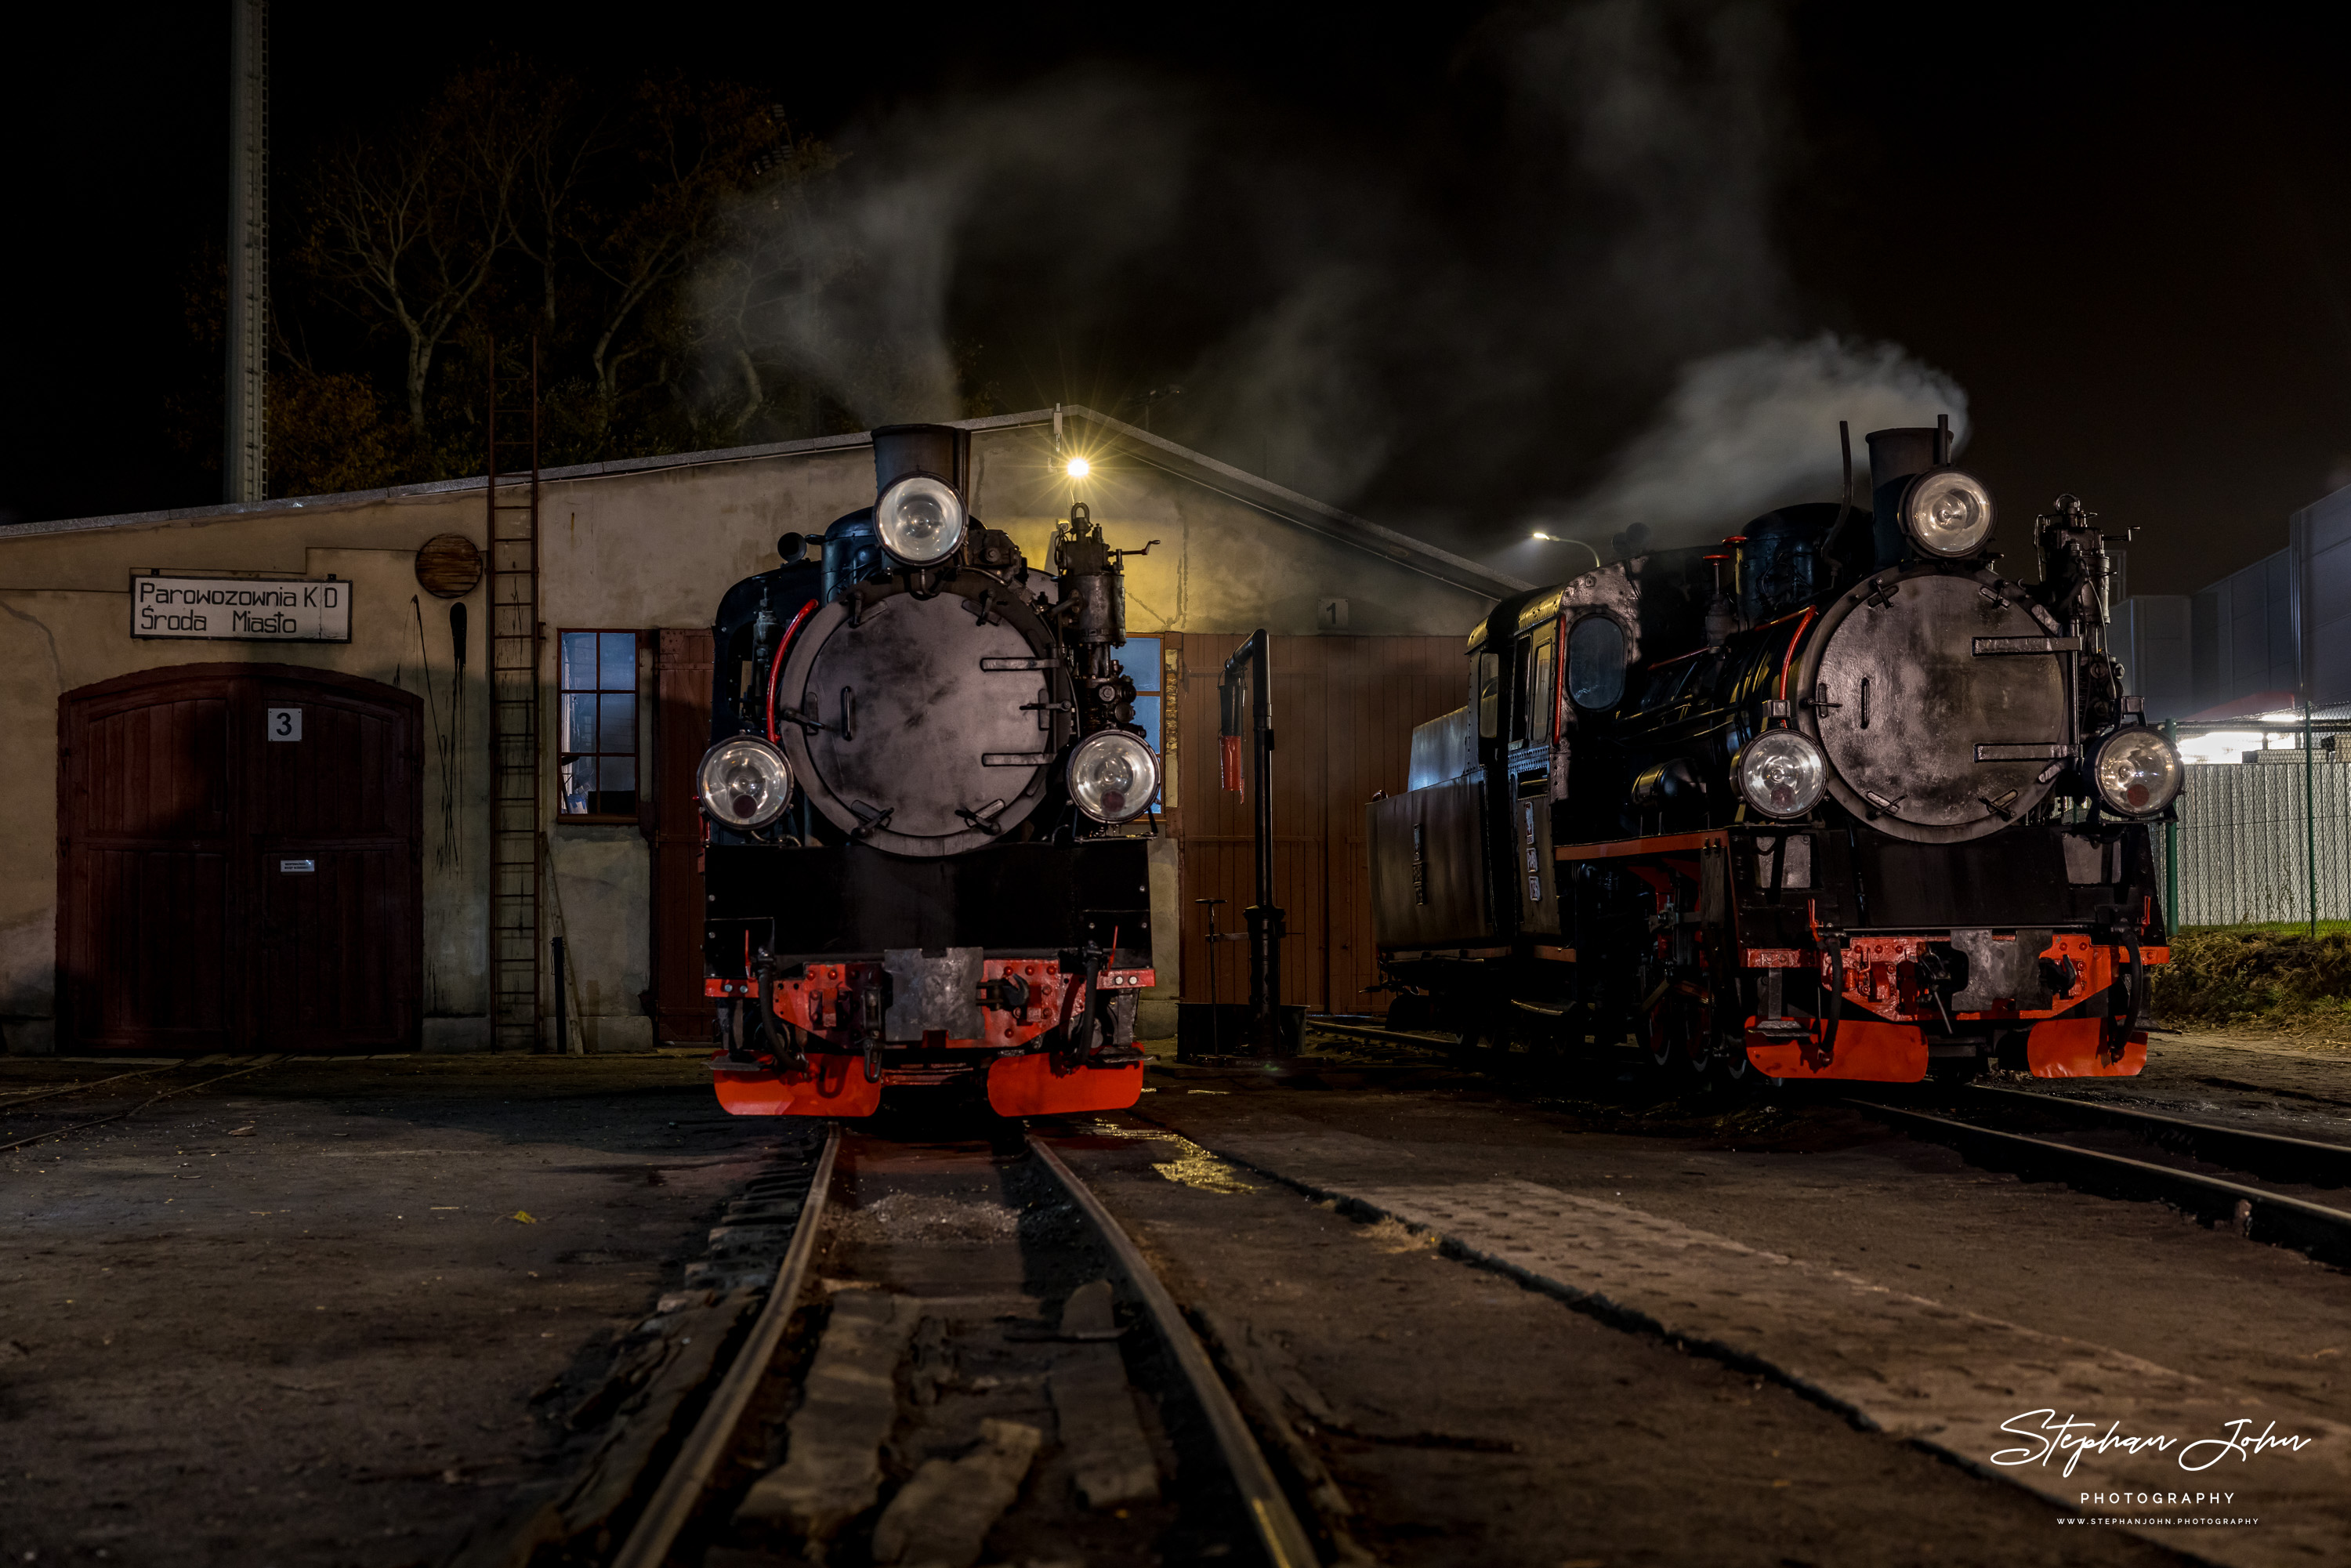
<box><xmin>1370</xmin><ymin>422</ymin><xmax>2177</xmax><ymax>1083</ymax></box>
<box><xmin>697</xmin><ymin>424</ymin><xmax>1161</xmax><ymax>1117</ymax></box>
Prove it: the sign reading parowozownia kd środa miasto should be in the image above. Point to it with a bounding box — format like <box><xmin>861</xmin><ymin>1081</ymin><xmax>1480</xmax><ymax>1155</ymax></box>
<box><xmin>129</xmin><ymin>573</ymin><xmax>354</xmax><ymax>643</ymax></box>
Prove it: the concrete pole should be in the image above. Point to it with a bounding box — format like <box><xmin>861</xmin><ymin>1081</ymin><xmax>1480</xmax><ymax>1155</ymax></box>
<box><xmin>224</xmin><ymin>0</ymin><xmax>268</xmax><ymax>502</ymax></box>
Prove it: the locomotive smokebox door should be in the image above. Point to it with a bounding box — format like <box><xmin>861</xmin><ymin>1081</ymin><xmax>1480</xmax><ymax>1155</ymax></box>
<box><xmin>1795</xmin><ymin>569</ymin><xmax>2069</xmax><ymax>842</ymax></box>
<box><xmin>775</xmin><ymin>579</ymin><xmax>1071</xmax><ymax>858</ymax></box>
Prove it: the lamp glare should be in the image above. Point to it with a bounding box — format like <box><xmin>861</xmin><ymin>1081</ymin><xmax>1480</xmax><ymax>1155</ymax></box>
<box><xmin>1066</xmin><ymin>457</ymin><xmax>1091</xmax><ymax>479</ymax></box>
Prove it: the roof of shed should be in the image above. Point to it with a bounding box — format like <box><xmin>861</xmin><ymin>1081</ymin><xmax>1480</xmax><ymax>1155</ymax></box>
<box><xmin>0</xmin><ymin>404</ymin><xmax>1530</xmax><ymax>601</ymax></box>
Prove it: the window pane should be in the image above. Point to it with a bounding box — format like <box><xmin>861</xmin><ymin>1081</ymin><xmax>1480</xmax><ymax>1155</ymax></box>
<box><xmin>600</xmin><ymin>632</ymin><xmax>636</xmax><ymax>691</ymax></box>
<box><xmin>598</xmin><ymin>757</ymin><xmax>637</xmax><ymax>816</ymax></box>
<box><xmin>599</xmin><ymin>693</ymin><xmax>636</xmax><ymax>755</ymax></box>
<box><xmin>560</xmin><ymin>755</ymin><xmax>595</xmax><ymax>815</ymax></box>
<box><xmin>560</xmin><ymin>632</ymin><xmax>597</xmax><ymax>691</ymax></box>
<box><xmin>561</xmin><ymin>693</ymin><xmax>596</xmax><ymax>754</ymax></box>
<box><xmin>1132</xmin><ymin>693</ymin><xmax>1162</xmax><ymax>756</ymax></box>
<box><xmin>1124</xmin><ymin>637</ymin><xmax>1161</xmax><ymax>693</ymax></box>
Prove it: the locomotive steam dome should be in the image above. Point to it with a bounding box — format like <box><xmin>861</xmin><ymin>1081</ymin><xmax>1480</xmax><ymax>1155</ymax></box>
<box><xmin>1795</xmin><ymin>566</ymin><xmax>2068</xmax><ymax>842</ymax></box>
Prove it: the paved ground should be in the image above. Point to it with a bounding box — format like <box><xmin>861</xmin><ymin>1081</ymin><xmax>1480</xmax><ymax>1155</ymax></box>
<box><xmin>1088</xmin><ymin>1031</ymin><xmax>2351</xmax><ymax>1566</ymax></box>
<box><xmin>2</xmin><ymin>1036</ymin><xmax>2343</xmax><ymax>1567</ymax></box>
<box><xmin>1056</xmin><ymin>1121</ymin><xmax>2189</xmax><ymax>1568</ymax></box>
<box><xmin>0</xmin><ymin>1054</ymin><xmax>774</xmax><ymax>1568</ymax></box>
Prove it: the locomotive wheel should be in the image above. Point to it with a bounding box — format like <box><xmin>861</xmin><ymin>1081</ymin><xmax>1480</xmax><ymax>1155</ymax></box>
<box><xmin>1643</xmin><ymin>987</ymin><xmax>1713</xmax><ymax>1077</ymax></box>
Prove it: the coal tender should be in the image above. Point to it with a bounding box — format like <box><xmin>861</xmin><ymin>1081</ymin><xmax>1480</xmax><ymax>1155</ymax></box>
<box><xmin>1371</xmin><ymin>420</ymin><xmax>2178</xmax><ymax>1082</ymax></box>
<box><xmin>700</xmin><ymin>424</ymin><xmax>1161</xmax><ymax>1117</ymax></box>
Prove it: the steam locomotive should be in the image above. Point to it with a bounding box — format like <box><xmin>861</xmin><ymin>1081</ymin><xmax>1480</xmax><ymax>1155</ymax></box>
<box><xmin>1370</xmin><ymin>422</ymin><xmax>2176</xmax><ymax>1083</ymax></box>
<box><xmin>697</xmin><ymin>424</ymin><xmax>1161</xmax><ymax>1117</ymax></box>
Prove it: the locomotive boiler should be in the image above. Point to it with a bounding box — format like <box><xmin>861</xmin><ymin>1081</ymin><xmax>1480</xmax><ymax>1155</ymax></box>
<box><xmin>699</xmin><ymin>424</ymin><xmax>1161</xmax><ymax>1117</ymax></box>
<box><xmin>1370</xmin><ymin>421</ymin><xmax>2178</xmax><ymax>1083</ymax></box>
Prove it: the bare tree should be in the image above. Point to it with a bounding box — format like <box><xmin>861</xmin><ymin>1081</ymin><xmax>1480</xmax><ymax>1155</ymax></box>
<box><xmin>580</xmin><ymin>84</ymin><xmax>829</xmax><ymax>435</ymax></box>
<box><xmin>683</xmin><ymin>126</ymin><xmax>844</xmax><ymax>440</ymax></box>
<box><xmin>299</xmin><ymin>66</ymin><xmax>535</xmax><ymax>429</ymax></box>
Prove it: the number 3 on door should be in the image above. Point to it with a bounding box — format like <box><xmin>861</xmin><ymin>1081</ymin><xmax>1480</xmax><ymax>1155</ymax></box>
<box><xmin>267</xmin><ymin>707</ymin><xmax>302</xmax><ymax>741</ymax></box>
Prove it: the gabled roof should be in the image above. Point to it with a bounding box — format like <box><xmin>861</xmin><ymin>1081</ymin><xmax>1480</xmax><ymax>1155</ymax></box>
<box><xmin>0</xmin><ymin>404</ymin><xmax>1531</xmax><ymax>601</ymax></box>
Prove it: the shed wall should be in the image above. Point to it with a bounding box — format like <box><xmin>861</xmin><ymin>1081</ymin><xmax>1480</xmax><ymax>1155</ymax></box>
<box><xmin>0</xmin><ymin>423</ymin><xmax>1494</xmax><ymax>1054</ymax></box>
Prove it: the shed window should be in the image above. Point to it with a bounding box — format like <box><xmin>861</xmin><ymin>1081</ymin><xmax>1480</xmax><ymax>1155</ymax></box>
<box><xmin>560</xmin><ymin>630</ymin><xmax>641</xmax><ymax>818</ymax></box>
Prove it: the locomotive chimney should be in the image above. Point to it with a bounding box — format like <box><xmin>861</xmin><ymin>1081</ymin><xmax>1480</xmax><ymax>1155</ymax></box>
<box><xmin>1864</xmin><ymin>425</ymin><xmax>1945</xmax><ymax>569</ymax></box>
<box><xmin>871</xmin><ymin>423</ymin><xmax>971</xmax><ymax>498</ymax></box>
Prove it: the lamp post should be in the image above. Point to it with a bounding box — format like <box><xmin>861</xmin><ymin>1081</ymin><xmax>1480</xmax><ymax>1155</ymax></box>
<box><xmin>1531</xmin><ymin>532</ymin><xmax>1603</xmax><ymax>573</ymax></box>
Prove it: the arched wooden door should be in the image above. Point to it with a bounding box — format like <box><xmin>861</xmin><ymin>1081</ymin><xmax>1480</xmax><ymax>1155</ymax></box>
<box><xmin>58</xmin><ymin>664</ymin><xmax>422</xmax><ymax>1052</ymax></box>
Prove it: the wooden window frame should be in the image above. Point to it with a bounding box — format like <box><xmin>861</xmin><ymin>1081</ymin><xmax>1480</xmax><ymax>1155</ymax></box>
<box><xmin>556</xmin><ymin>627</ymin><xmax>647</xmax><ymax>824</ymax></box>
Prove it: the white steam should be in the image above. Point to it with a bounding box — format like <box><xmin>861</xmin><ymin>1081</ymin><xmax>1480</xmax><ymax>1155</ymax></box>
<box><xmin>1532</xmin><ymin>334</ymin><xmax>1970</xmax><ymax>549</ymax></box>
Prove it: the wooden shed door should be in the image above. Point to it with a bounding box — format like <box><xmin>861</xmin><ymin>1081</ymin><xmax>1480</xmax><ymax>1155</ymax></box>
<box><xmin>1169</xmin><ymin>634</ymin><xmax>1467</xmax><ymax>1016</ymax></box>
<box><xmin>648</xmin><ymin>630</ymin><xmax>716</xmax><ymax>1046</ymax></box>
<box><xmin>59</xmin><ymin>664</ymin><xmax>422</xmax><ymax>1052</ymax></box>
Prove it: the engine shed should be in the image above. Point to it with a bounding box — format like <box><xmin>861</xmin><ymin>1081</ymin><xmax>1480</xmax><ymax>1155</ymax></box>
<box><xmin>0</xmin><ymin>407</ymin><xmax>1520</xmax><ymax>1056</ymax></box>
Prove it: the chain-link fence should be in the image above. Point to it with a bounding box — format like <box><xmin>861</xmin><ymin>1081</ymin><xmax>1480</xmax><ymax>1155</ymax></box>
<box><xmin>2153</xmin><ymin>757</ymin><xmax>2351</xmax><ymax>929</ymax></box>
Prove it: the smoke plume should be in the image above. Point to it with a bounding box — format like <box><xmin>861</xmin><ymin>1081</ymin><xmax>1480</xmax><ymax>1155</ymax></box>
<box><xmin>692</xmin><ymin>0</ymin><xmax>1969</xmax><ymax>559</ymax></box>
<box><xmin>1533</xmin><ymin>335</ymin><xmax>1972</xmax><ymax>550</ymax></box>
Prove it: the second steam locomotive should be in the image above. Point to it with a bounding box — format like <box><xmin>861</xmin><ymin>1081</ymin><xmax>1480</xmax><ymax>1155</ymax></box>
<box><xmin>1371</xmin><ymin>422</ymin><xmax>2178</xmax><ymax>1083</ymax></box>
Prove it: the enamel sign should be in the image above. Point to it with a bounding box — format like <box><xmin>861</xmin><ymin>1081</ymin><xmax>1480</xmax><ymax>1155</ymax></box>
<box><xmin>131</xmin><ymin>574</ymin><xmax>353</xmax><ymax>643</ymax></box>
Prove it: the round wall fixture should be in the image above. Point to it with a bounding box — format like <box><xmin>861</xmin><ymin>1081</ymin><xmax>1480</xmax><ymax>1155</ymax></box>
<box><xmin>415</xmin><ymin>534</ymin><xmax>484</xmax><ymax>599</ymax></box>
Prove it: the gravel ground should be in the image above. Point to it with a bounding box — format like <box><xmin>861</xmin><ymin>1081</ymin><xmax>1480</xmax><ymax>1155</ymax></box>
<box><xmin>0</xmin><ymin>1053</ymin><xmax>774</xmax><ymax>1568</ymax></box>
<box><xmin>2001</xmin><ymin>1030</ymin><xmax>2351</xmax><ymax>1145</ymax></box>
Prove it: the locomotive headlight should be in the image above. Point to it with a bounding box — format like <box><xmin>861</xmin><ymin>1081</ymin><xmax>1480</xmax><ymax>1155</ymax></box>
<box><xmin>1900</xmin><ymin>469</ymin><xmax>1995</xmax><ymax>558</ymax></box>
<box><xmin>2090</xmin><ymin>726</ymin><xmax>2182</xmax><ymax>817</ymax></box>
<box><xmin>696</xmin><ymin>737</ymin><xmax>794</xmax><ymax>830</ymax></box>
<box><xmin>875</xmin><ymin>473</ymin><xmax>967</xmax><ymax>567</ymax></box>
<box><xmin>1067</xmin><ymin>730</ymin><xmax>1159</xmax><ymax>824</ymax></box>
<box><xmin>1735</xmin><ymin>730</ymin><xmax>1829</xmax><ymax>819</ymax></box>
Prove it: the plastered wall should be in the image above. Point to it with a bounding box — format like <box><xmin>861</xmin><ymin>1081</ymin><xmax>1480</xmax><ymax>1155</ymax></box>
<box><xmin>0</xmin><ymin>422</ymin><xmax>1492</xmax><ymax>1055</ymax></box>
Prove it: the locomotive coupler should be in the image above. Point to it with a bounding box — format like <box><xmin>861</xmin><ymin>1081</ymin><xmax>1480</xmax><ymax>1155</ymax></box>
<box><xmin>1054</xmin><ymin>943</ymin><xmax>1112</xmax><ymax>1069</ymax></box>
<box><xmin>977</xmin><ymin>973</ymin><xmax>1031</xmax><ymax>1021</ymax></box>
<box><xmin>747</xmin><ymin>958</ymin><xmax>808</xmax><ymax>1072</ymax></box>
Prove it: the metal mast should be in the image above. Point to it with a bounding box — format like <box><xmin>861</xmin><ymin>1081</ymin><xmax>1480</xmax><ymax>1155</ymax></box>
<box><xmin>223</xmin><ymin>0</ymin><xmax>268</xmax><ymax>502</ymax></box>
<box><xmin>486</xmin><ymin>338</ymin><xmax>544</xmax><ymax>1050</ymax></box>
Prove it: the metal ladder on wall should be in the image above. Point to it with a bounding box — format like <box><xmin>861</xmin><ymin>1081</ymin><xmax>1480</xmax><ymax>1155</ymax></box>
<box><xmin>486</xmin><ymin>337</ymin><xmax>543</xmax><ymax>1051</ymax></box>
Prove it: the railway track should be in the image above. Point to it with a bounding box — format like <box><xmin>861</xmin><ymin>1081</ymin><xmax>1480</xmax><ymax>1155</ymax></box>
<box><xmin>0</xmin><ymin>1056</ymin><xmax>284</xmax><ymax>1153</ymax></box>
<box><xmin>494</xmin><ymin>1124</ymin><xmax>1316</xmax><ymax>1568</ymax></box>
<box><xmin>1849</xmin><ymin>1083</ymin><xmax>2351</xmax><ymax>1269</ymax></box>
<box><xmin>1297</xmin><ymin>1016</ymin><xmax>2351</xmax><ymax>1269</ymax></box>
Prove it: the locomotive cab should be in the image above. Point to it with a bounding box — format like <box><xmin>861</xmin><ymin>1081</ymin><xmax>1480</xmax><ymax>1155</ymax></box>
<box><xmin>1371</xmin><ymin>419</ymin><xmax>2179</xmax><ymax>1085</ymax></box>
<box><xmin>699</xmin><ymin>424</ymin><xmax>1163</xmax><ymax>1118</ymax></box>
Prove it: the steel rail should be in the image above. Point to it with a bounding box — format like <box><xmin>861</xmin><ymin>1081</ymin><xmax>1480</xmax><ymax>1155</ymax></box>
<box><xmin>1964</xmin><ymin>1082</ymin><xmax>2351</xmax><ymax>1189</ymax></box>
<box><xmin>0</xmin><ymin>1066</ymin><xmax>179</xmax><ymax>1109</ymax></box>
<box><xmin>1852</xmin><ymin>1101</ymin><xmax>2351</xmax><ymax>1269</ymax></box>
<box><xmin>608</xmin><ymin>1125</ymin><xmax>841</xmax><ymax>1568</ymax></box>
<box><xmin>1302</xmin><ymin>1019</ymin><xmax>1461</xmax><ymax>1052</ymax></box>
<box><xmin>0</xmin><ymin>1062</ymin><xmax>279</xmax><ymax>1154</ymax></box>
<box><xmin>1028</xmin><ymin>1135</ymin><xmax>1320</xmax><ymax>1568</ymax></box>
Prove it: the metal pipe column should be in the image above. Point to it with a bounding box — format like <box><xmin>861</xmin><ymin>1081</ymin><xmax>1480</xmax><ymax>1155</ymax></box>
<box><xmin>1221</xmin><ymin>630</ymin><xmax>1286</xmax><ymax>1052</ymax></box>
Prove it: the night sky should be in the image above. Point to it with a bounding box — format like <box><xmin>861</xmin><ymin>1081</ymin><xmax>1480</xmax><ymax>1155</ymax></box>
<box><xmin>8</xmin><ymin>2</ymin><xmax>2349</xmax><ymax>598</ymax></box>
